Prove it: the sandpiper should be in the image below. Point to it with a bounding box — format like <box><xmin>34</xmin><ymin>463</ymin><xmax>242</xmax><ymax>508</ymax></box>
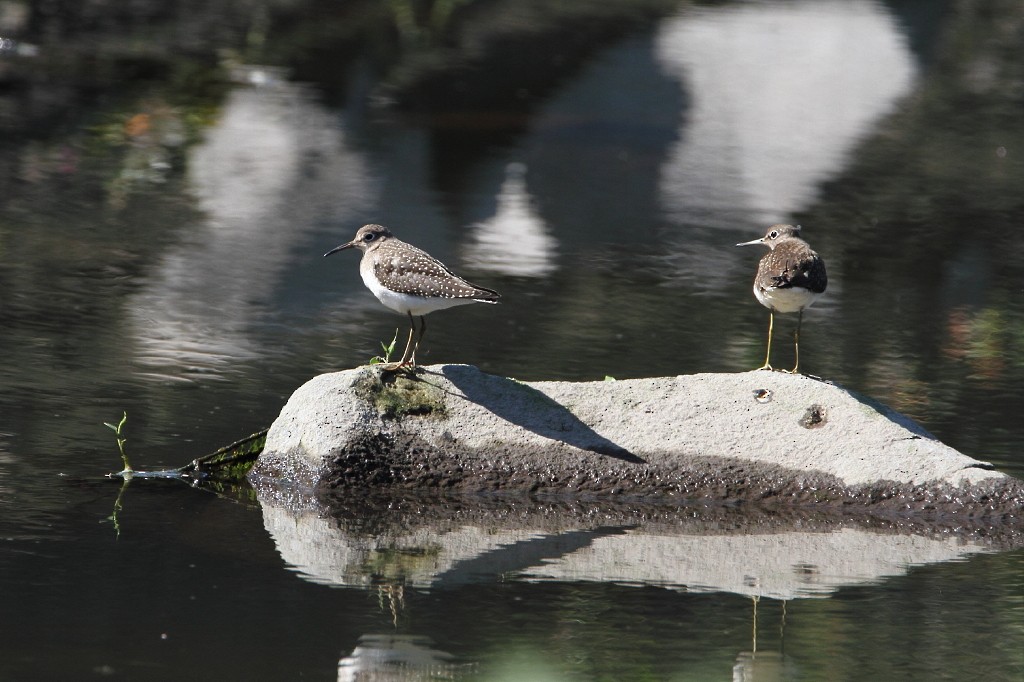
<box><xmin>736</xmin><ymin>224</ymin><xmax>827</xmax><ymax>373</ymax></box>
<box><xmin>324</xmin><ymin>224</ymin><xmax>500</xmax><ymax>369</ymax></box>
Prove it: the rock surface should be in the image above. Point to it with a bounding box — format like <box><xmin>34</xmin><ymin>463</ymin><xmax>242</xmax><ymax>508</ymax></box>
<box><xmin>250</xmin><ymin>364</ymin><xmax>1024</xmax><ymax>519</ymax></box>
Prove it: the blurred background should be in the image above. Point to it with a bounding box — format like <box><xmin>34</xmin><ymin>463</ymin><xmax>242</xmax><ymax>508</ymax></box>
<box><xmin>1</xmin><ymin>0</ymin><xmax>1022</xmax><ymax>679</ymax></box>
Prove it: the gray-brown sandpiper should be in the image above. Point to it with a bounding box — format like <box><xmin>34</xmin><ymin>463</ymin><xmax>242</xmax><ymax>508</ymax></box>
<box><xmin>324</xmin><ymin>224</ymin><xmax>500</xmax><ymax>369</ymax></box>
<box><xmin>736</xmin><ymin>224</ymin><xmax>827</xmax><ymax>373</ymax></box>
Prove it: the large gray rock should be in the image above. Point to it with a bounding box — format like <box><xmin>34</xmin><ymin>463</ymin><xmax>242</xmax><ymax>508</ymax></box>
<box><xmin>250</xmin><ymin>364</ymin><xmax>1024</xmax><ymax>518</ymax></box>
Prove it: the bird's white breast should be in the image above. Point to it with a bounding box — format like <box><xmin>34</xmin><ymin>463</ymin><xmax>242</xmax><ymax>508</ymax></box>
<box><xmin>754</xmin><ymin>283</ymin><xmax>819</xmax><ymax>313</ymax></box>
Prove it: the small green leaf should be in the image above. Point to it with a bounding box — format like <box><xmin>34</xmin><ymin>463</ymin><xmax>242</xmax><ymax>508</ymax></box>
<box><xmin>604</xmin><ymin>375</ymin><xmax>616</xmax><ymax>382</ymax></box>
<box><xmin>369</xmin><ymin>329</ymin><xmax>400</xmax><ymax>365</ymax></box>
<box><xmin>383</xmin><ymin>329</ymin><xmax>398</xmax><ymax>354</ymax></box>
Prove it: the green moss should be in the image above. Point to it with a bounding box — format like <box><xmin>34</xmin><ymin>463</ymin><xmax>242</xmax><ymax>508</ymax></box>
<box><xmin>362</xmin><ymin>545</ymin><xmax>443</xmax><ymax>581</ymax></box>
<box><xmin>353</xmin><ymin>369</ymin><xmax>448</xmax><ymax>420</ymax></box>
<box><xmin>179</xmin><ymin>428</ymin><xmax>267</xmax><ymax>480</ymax></box>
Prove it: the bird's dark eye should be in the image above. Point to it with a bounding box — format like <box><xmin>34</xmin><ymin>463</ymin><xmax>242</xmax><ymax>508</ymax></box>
<box><xmin>363</xmin><ymin>233</ymin><xmax>375</xmax><ymax>241</ymax></box>
<box><xmin>769</xmin><ymin>230</ymin><xmax>779</xmax><ymax>239</ymax></box>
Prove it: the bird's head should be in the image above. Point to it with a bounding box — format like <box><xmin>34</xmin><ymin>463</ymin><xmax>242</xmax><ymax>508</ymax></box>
<box><xmin>324</xmin><ymin>224</ymin><xmax>394</xmax><ymax>257</ymax></box>
<box><xmin>735</xmin><ymin>224</ymin><xmax>802</xmax><ymax>250</ymax></box>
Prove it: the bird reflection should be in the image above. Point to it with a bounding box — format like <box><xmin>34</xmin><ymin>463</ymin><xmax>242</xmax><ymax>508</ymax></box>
<box><xmin>733</xmin><ymin>594</ymin><xmax>793</xmax><ymax>682</ymax></box>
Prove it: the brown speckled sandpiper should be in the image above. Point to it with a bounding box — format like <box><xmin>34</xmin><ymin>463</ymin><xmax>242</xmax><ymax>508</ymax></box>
<box><xmin>736</xmin><ymin>224</ymin><xmax>827</xmax><ymax>373</ymax></box>
<box><xmin>324</xmin><ymin>224</ymin><xmax>500</xmax><ymax>369</ymax></box>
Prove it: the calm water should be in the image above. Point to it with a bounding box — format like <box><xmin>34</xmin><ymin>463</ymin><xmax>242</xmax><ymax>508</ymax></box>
<box><xmin>2</xmin><ymin>0</ymin><xmax>1023</xmax><ymax>679</ymax></box>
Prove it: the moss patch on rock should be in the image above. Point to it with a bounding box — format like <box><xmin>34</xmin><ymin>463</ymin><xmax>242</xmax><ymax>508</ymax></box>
<box><xmin>352</xmin><ymin>369</ymin><xmax>448</xmax><ymax>420</ymax></box>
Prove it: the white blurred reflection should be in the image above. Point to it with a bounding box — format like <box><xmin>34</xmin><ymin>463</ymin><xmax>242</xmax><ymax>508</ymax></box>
<box><xmin>337</xmin><ymin>635</ymin><xmax>463</xmax><ymax>682</ymax></box>
<box><xmin>127</xmin><ymin>77</ymin><xmax>375</xmax><ymax>380</ymax></box>
<box><xmin>655</xmin><ymin>0</ymin><xmax>917</xmax><ymax>228</ymax></box>
<box><xmin>464</xmin><ymin>162</ymin><xmax>557</xmax><ymax>277</ymax></box>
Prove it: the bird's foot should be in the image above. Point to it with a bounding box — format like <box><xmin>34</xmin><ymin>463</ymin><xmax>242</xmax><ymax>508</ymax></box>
<box><xmin>377</xmin><ymin>360</ymin><xmax>417</xmax><ymax>373</ymax></box>
<box><xmin>756</xmin><ymin>363</ymin><xmax>774</xmax><ymax>372</ymax></box>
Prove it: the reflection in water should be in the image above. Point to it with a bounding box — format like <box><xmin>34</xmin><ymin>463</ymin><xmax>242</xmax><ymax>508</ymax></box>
<box><xmin>464</xmin><ymin>162</ymin><xmax>557</xmax><ymax>277</ymax></box>
<box><xmin>258</xmin><ymin>492</ymin><xmax>1008</xmax><ymax>600</ymax></box>
<box><xmin>655</xmin><ymin>0</ymin><xmax>917</xmax><ymax>228</ymax></box>
<box><xmin>733</xmin><ymin>597</ymin><xmax>793</xmax><ymax>682</ymax></box>
<box><xmin>513</xmin><ymin>527</ymin><xmax>992</xmax><ymax>599</ymax></box>
<box><xmin>126</xmin><ymin>76</ymin><xmax>375</xmax><ymax>380</ymax></box>
<box><xmin>337</xmin><ymin>634</ymin><xmax>466</xmax><ymax>682</ymax></box>
<box><xmin>734</xmin><ymin>649</ymin><xmax>789</xmax><ymax>682</ymax></box>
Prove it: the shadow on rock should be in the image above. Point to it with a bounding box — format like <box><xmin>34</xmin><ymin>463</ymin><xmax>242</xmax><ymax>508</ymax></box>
<box><xmin>440</xmin><ymin>365</ymin><xmax>645</xmax><ymax>463</ymax></box>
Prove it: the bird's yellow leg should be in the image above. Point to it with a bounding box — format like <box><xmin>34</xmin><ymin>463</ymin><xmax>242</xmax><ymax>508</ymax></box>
<box><xmin>407</xmin><ymin>315</ymin><xmax>426</xmax><ymax>368</ymax></box>
<box><xmin>787</xmin><ymin>310</ymin><xmax>803</xmax><ymax>374</ymax></box>
<box><xmin>381</xmin><ymin>313</ymin><xmax>416</xmax><ymax>371</ymax></box>
<box><xmin>757</xmin><ymin>311</ymin><xmax>775</xmax><ymax>371</ymax></box>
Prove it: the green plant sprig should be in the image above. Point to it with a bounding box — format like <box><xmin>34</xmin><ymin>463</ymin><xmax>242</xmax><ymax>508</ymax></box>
<box><xmin>104</xmin><ymin>411</ymin><xmax>132</xmax><ymax>474</ymax></box>
<box><xmin>369</xmin><ymin>329</ymin><xmax>399</xmax><ymax>365</ymax></box>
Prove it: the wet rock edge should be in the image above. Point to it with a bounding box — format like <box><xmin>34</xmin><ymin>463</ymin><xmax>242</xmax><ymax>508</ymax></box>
<box><xmin>250</xmin><ymin>430</ymin><xmax>1024</xmax><ymax>529</ymax></box>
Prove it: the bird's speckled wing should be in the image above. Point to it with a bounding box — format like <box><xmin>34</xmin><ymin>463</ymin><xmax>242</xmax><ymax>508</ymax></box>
<box><xmin>373</xmin><ymin>241</ymin><xmax>500</xmax><ymax>300</ymax></box>
<box><xmin>761</xmin><ymin>248</ymin><xmax>827</xmax><ymax>294</ymax></box>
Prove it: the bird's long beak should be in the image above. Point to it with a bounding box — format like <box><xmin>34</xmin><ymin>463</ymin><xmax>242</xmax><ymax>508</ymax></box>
<box><xmin>323</xmin><ymin>241</ymin><xmax>357</xmax><ymax>257</ymax></box>
<box><xmin>735</xmin><ymin>238</ymin><xmax>764</xmax><ymax>247</ymax></box>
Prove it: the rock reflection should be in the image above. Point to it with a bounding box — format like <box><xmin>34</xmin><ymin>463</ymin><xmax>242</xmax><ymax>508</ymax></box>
<box><xmin>126</xmin><ymin>75</ymin><xmax>374</xmax><ymax>380</ymax></box>
<box><xmin>256</xmin><ymin>489</ymin><xmax>1020</xmax><ymax>600</ymax></box>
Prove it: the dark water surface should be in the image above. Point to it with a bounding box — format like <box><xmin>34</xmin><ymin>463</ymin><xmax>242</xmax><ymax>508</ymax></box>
<box><xmin>2</xmin><ymin>0</ymin><xmax>1023</xmax><ymax>679</ymax></box>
